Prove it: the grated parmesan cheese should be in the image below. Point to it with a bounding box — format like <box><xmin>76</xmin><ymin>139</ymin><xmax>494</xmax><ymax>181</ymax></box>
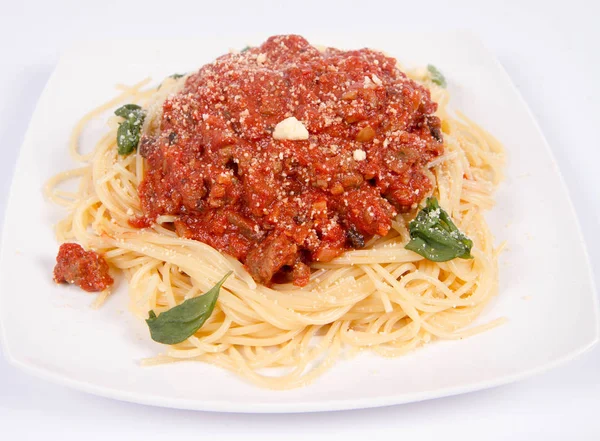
<box><xmin>273</xmin><ymin>117</ymin><xmax>309</xmax><ymax>141</ymax></box>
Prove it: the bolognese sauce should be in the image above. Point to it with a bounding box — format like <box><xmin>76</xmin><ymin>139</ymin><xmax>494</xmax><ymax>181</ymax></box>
<box><xmin>53</xmin><ymin>243</ymin><xmax>114</xmax><ymax>292</ymax></box>
<box><xmin>136</xmin><ymin>35</ymin><xmax>443</xmax><ymax>286</ymax></box>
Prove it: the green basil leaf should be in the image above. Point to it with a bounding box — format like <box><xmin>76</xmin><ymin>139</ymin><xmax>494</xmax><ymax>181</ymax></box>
<box><xmin>115</xmin><ymin>104</ymin><xmax>145</xmax><ymax>156</ymax></box>
<box><xmin>405</xmin><ymin>236</ymin><xmax>465</xmax><ymax>262</ymax></box>
<box><xmin>146</xmin><ymin>271</ymin><xmax>232</xmax><ymax>345</ymax></box>
<box><xmin>114</xmin><ymin>104</ymin><xmax>142</xmax><ymax>118</ymax></box>
<box><xmin>427</xmin><ymin>64</ymin><xmax>447</xmax><ymax>88</ymax></box>
<box><xmin>116</xmin><ymin>121</ymin><xmax>137</xmax><ymax>155</ymax></box>
<box><xmin>240</xmin><ymin>46</ymin><xmax>251</xmax><ymax>53</ymax></box>
<box><xmin>405</xmin><ymin>197</ymin><xmax>473</xmax><ymax>261</ymax></box>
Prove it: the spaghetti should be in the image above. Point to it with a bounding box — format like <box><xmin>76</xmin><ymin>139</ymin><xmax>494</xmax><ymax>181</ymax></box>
<box><xmin>46</xmin><ymin>37</ymin><xmax>505</xmax><ymax>389</ymax></box>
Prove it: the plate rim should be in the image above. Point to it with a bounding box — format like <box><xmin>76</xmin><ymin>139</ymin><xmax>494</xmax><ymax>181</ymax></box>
<box><xmin>3</xmin><ymin>337</ymin><xmax>597</xmax><ymax>413</ymax></box>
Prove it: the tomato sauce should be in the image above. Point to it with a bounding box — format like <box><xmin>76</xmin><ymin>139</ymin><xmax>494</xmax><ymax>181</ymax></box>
<box><xmin>53</xmin><ymin>243</ymin><xmax>114</xmax><ymax>292</ymax></box>
<box><xmin>137</xmin><ymin>35</ymin><xmax>443</xmax><ymax>286</ymax></box>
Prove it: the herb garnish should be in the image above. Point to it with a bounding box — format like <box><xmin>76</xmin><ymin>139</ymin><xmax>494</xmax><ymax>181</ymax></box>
<box><xmin>427</xmin><ymin>64</ymin><xmax>447</xmax><ymax>88</ymax></box>
<box><xmin>405</xmin><ymin>197</ymin><xmax>473</xmax><ymax>261</ymax></box>
<box><xmin>146</xmin><ymin>272</ymin><xmax>232</xmax><ymax>345</ymax></box>
<box><xmin>114</xmin><ymin>104</ymin><xmax>145</xmax><ymax>155</ymax></box>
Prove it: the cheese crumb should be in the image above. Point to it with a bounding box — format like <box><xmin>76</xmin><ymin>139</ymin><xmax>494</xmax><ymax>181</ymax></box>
<box><xmin>353</xmin><ymin>149</ymin><xmax>366</xmax><ymax>161</ymax></box>
<box><xmin>371</xmin><ymin>74</ymin><xmax>383</xmax><ymax>86</ymax></box>
<box><xmin>273</xmin><ymin>117</ymin><xmax>309</xmax><ymax>141</ymax></box>
<box><xmin>256</xmin><ymin>53</ymin><xmax>267</xmax><ymax>65</ymax></box>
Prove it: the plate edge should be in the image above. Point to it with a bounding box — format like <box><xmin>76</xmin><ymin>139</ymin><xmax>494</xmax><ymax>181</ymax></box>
<box><xmin>0</xmin><ymin>60</ymin><xmax>69</xmax><ymax>360</ymax></box>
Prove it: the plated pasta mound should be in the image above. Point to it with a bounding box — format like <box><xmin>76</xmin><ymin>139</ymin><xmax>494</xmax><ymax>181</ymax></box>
<box><xmin>46</xmin><ymin>35</ymin><xmax>505</xmax><ymax>389</ymax></box>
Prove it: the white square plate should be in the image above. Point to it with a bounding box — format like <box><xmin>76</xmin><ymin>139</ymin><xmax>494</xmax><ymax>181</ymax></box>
<box><xmin>0</xmin><ymin>32</ymin><xmax>597</xmax><ymax>413</ymax></box>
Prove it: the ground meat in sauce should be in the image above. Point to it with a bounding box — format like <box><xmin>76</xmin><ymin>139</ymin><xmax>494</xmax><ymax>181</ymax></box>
<box><xmin>53</xmin><ymin>243</ymin><xmax>114</xmax><ymax>292</ymax></box>
<box><xmin>136</xmin><ymin>35</ymin><xmax>444</xmax><ymax>286</ymax></box>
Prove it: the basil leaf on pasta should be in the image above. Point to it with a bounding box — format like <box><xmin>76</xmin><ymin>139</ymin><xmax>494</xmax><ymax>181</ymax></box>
<box><xmin>146</xmin><ymin>272</ymin><xmax>232</xmax><ymax>345</ymax></box>
<box><xmin>405</xmin><ymin>197</ymin><xmax>473</xmax><ymax>261</ymax></box>
<box><xmin>115</xmin><ymin>104</ymin><xmax>145</xmax><ymax>155</ymax></box>
<box><xmin>116</xmin><ymin>121</ymin><xmax>137</xmax><ymax>155</ymax></box>
<box><xmin>114</xmin><ymin>103</ymin><xmax>142</xmax><ymax>118</ymax></box>
<box><xmin>427</xmin><ymin>64</ymin><xmax>447</xmax><ymax>88</ymax></box>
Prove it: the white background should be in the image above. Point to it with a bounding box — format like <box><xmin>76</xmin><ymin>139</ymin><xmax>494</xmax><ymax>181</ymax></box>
<box><xmin>0</xmin><ymin>0</ymin><xmax>598</xmax><ymax>439</ymax></box>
